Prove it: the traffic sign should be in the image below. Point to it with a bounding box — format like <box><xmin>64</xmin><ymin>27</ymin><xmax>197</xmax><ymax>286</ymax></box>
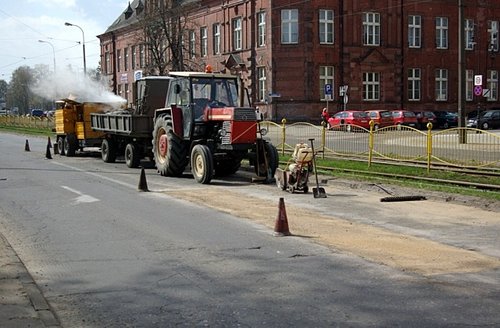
<box><xmin>474</xmin><ymin>75</ymin><xmax>482</xmax><ymax>86</ymax></box>
<box><xmin>324</xmin><ymin>84</ymin><xmax>332</xmax><ymax>96</ymax></box>
<box><xmin>474</xmin><ymin>85</ymin><xmax>483</xmax><ymax>96</ymax></box>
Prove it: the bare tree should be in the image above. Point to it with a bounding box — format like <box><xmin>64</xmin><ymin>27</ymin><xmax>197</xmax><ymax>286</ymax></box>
<box><xmin>138</xmin><ymin>0</ymin><xmax>199</xmax><ymax>75</ymax></box>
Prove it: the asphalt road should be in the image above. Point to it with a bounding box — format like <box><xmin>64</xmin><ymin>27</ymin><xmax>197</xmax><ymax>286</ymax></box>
<box><xmin>1</xmin><ymin>132</ymin><xmax>499</xmax><ymax>327</ymax></box>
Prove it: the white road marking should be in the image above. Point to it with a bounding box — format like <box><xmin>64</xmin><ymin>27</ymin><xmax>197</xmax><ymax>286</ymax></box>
<box><xmin>61</xmin><ymin>185</ymin><xmax>99</xmax><ymax>204</ymax></box>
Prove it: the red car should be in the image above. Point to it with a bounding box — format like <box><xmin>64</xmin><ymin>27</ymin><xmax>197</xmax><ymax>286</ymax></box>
<box><xmin>365</xmin><ymin>110</ymin><xmax>394</xmax><ymax>129</ymax></box>
<box><xmin>390</xmin><ymin>110</ymin><xmax>418</xmax><ymax>128</ymax></box>
<box><xmin>414</xmin><ymin>110</ymin><xmax>437</xmax><ymax>129</ymax></box>
<box><xmin>328</xmin><ymin>110</ymin><xmax>371</xmax><ymax>130</ymax></box>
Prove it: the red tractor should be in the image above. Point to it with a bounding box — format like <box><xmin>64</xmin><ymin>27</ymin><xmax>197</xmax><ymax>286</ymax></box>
<box><xmin>152</xmin><ymin>68</ymin><xmax>278</xmax><ymax>184</ymax></box>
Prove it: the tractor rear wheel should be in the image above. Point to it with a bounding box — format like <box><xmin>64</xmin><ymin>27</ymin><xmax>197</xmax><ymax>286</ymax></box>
<box><xmin>152</xmin><ymin>115</ymin><xmax>189</xmax><ymax>176</ymax></box>
<box><xmin>191</xmin><ymin>144</ymin><xmax>213</xmax><ymax>184</ymax></box>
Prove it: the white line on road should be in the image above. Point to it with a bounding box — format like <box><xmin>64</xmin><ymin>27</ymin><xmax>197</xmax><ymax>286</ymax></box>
<box><xmin>61</xmin><ymin>185</ymin><xmax>100</xmax><ymax>204</ymax></box>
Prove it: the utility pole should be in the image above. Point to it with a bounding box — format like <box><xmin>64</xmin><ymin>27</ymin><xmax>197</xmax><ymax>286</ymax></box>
<box><xmin>458</xmin><ymin>0</ymin><xmax>467</xmax><ymax>143</ymax></box>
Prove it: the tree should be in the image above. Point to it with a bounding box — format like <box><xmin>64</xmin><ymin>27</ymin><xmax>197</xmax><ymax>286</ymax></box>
<box><xmin>0</xmin><ymin>80</ymin><xmax>8</xmax><ymax>107</ymax></box>
<box><xmin>6</xmin><ymin>66</ymin><xmax>35</xmax><ymax>114</ymax></box>
<box><xmin>138</xmin><ymin>0</ymin><xmax>199</xmax><ymax>75</ymax></box>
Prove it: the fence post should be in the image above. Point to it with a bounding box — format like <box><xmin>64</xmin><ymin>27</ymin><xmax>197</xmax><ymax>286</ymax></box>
<box><xmin>281</xmin><ymin>118</ymin><xmax>287</xmax><ymax>156</ymax></box>
<box><xmin>321</xmin><ymin>121</ymin><xmax>326</xmax><ymax>159</ymax></box>
<box><xmin>368</xmin><ymin>120</ymin><xmax>374</xmax><ymax>167</ymax></box>
<box><xmin>426</xmin><ymin>123</ymin><xmax>433</xmax><ymax>173</ymax></box>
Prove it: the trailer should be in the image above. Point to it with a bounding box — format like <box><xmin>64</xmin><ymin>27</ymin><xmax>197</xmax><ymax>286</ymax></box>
<box><xmin>55</xmin><ymin>100</ymin><xmax>113</xmax><ymax>157</ymax></box>
<box><xmin>90</xmin><ymin>77</ymin><xmax>172</xmax><ymax>167</ymax></box>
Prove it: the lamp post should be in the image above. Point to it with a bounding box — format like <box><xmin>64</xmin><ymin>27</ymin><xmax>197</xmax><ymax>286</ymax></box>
<box><xmin>38</xmin><ymin>40</ymin><xmax>56</xmax><ymax>73</ymax></box>
<box><xmin>65</xmin><ymin>22</ymin><xmax>86</xmax><ymax>74</ymax></box>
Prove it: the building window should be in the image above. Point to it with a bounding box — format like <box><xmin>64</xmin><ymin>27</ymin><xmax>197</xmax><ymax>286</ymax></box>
<box><xmin>117</xmin><ymin>49</ymin><xmax>121</xmax><ymax>72</ymax></box>
<box><xmin>319</xmin><ymin>66</ymin><xmax>334</xmax><ymax>100</ymax></box>
<box><xmin>233</xmin><ymin>17</ymin><xmax>242</xmax><ymax>50</ymax></box>
<box><xmin>488</xmin><ymin>21</ymin><xmax>499</xmax><ymax>52</ymax></box>
<box><xmin>408</xmin><ymin>68</ymin><xmax>421</xmax><ymax>101</ymax></box>
<box><xmin>200</xmin><ymin>27</ymin><xmax>208</xmax><ymax>57</ymax></box>
<box><xmin>436</xmin><ymin>17</ymin><xmax>448</xmax><ymax>49</ymax></box>
<box><xmin>257</xmin><ymin>11</ymin><xmax>266</xmax><ymax>47</ymax></box>
<box><xmin>408</xmin><ymin>15</ymin><xmax>421</xmax><ymax>48</ymax></box>
<box><xmin>465</xmin><ymin>19</ymin><xmax>475</xmax><ymax>50</ymax></box>
<box><xmin>281</xmin><ymin>9</ymin><xmax>298</xmax><ymax>44</ymax></box>
<box><xmin>466</xmin><ymin>69</ymin><xmax>474</xmax><ymax>101</ymax></box>
<box><xmin>139</xmin><ymin>45</ymin><xmax>145</xmax><ymax>67</ymax></box>
<box><xmin>189</xmin><ymin>30</ymin><xmax>196</xmax><ymax>58</ymax></box>
<box><xmin>257</xmin><ymin>67</ymin><xmax>266</xmax><ymax>102</ymax></box>
<box><xmin>435</xmin><ymin>69</ymin><xmax>448</xmax><ymax>101</ymax></box>
<box><xmin>363</xmin><ymin>12</ymin><xmax>380</xmax><ymax>46</ymax></box>
<box><xmin>124</xmin><ymin>47</ymin><xmax>129</xmax><ymax>71</ymax></box>
<box><xmin>319</xmin><ymin>9</ymin><xmax>334</xmax><ymax>44</ymax></box>
<box><xmin>105</xmin><ymin>52</ymin><xmax>110</xmax><ymax>74</ymax></box>
<box><xmin>213</xmin><ymin>23</ymin><xmax>221</xmax><ymax>55</ymax></box>
<box><xmin>131</xmin><ymin>46</ymin><xmax>136</xmax><ymax>69</ymax></box>
<box><xmin>363</xmin><ymin>72</ymin><xmax>380</xmax><ymax>101</ymax></box>
<box><xmin>487</xmin><ymin>70</ymin><xmax>498</xmax><ymax>101</ymax></box>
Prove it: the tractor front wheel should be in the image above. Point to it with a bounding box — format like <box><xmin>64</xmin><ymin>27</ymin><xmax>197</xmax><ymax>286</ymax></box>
<box><xmin>191</xmin><ymin>144</ymin><xmax>214</xmax><ymax>184</ymax></box>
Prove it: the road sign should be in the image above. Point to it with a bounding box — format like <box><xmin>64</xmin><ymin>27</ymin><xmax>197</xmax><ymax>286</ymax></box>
<box><xmin>324</xmin><ymin>84</ymin><xmax>332</xmax><ymax>96</ymax></box>
<box><xmin>474</xmin><ymin>75</ymin><xmax>483</xmax><ymax>86</ymax></box>
<box><xmin>339</xmin><ymin>85</ymin><xmax>348</xmax><ymax>96</ymax></box>
<box><xmin>474</xmin><ymin>85</ymin><xmax>483</xmax><ymax>96</ymax></box>
<box><xmin>483</xmin><ymin>89</ymin><xmax>491</xmax><ymax>97</ymax></box>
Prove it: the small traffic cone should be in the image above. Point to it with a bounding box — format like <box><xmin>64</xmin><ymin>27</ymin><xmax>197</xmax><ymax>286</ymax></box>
<box><xmin>47</xmin><ymin>136</ymin><xmax>52</xmax><ymax>148</ymax></box>
<box><xmin>273</xmin><ymin>197</ymin><xmax>291</xmax><ymax>236</ymax></box>
<box><xmin>138</xmin><ymin>167</ymin><xmax>149</xmax><ymax>192</ymax></box>
<box><xmin>25</xmin><ymin>139</ymin><xmax>30</xmax><ymax>151</ymax></box>
<box><xmin>45</xmin><ymin>142</ymin><xmax>52</xmax><ymax>159</ymax></box>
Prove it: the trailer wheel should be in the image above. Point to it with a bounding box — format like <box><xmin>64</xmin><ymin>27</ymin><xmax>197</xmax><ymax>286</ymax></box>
<box><xmin>191</xmin><ymin>144</ymin><xmax>213</xmax><ymax>184</ymax></box>
<box><xmin>152</xmin><ymin>115</ymin><xmax>189</xmax><ymax>176</ymax></box>
<box><xmin>125</xmin><ymin>143</ymin><xmax>141</xmax><ymax>168</ymax></box>
<box><xmin>57</xmin><ymin>137</ymin><xmax>65</xmax><ymax>156</ymax></box>
<box><xmin>101</xmin><ymin>139</ymin><xmax>116</xmax><ymax>163</ymax></box>
<box><xmin>65</xmin><ymin>133</ymin><xmax>77</xmax><ymax>157</ymax></box>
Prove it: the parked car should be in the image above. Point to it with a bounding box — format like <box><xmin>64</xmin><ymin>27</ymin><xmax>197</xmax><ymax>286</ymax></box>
<box><xmin>365</xmin><ymin>110</ymin><xmax>393</xmax><ymax>130</ymax></box>
<box><xmin>414</xmin><ymin>111</ymin><xmax>437</xmax><ymax>129</ymax></box>
<box><xmin>467</xmin><ymin>109</ymin><xmax>500</xmax><ymax>130</ymax></box>
<box><xmin>30</xmin><ymin>109</ymin><xmax>45</xmax><ymax>117</ymax></box>
<box><xmin>390</xmin><ymin>110</ymin><xmax>418</xmax><ymax>128</ymax></box>
<box><xmin>328</xmin><ymin>110</ymin><xmax>371</xmax><ymax>130</ymax></box>
<box><xmin>433</xmin><ymin>111</ymin><xmax>458</xmax><ymax>129</ymax></box>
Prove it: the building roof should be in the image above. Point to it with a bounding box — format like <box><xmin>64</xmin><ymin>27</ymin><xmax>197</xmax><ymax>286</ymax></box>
<box><xmin>103</xmin><ymin>0</ymin><xmax>144</xmax><ymax>34</ymax></box>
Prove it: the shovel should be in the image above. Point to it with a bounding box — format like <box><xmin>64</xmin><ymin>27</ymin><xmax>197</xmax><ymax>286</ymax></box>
<box><xmin>308</xmin><ymin>138</ymin><xmax>327</xmax><ymax>198</ymax></box>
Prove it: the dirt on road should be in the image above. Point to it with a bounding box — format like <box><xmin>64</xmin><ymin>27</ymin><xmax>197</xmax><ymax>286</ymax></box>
<box><xmin>164</xmin><ymin>179</ymin><xmax>500</xmax><ymax>277</ymax></box>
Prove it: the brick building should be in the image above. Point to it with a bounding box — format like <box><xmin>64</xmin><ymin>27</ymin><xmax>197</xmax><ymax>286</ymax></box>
<box><xmin>98</xmin><ymin>0</ymin><xmax>500</xmax><ymax>121</ymax></box>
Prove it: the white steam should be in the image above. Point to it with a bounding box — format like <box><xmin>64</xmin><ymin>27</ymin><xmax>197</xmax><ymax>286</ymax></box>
<box><xmin>31</xmin><ymin>69</ymin><xmax>127</xmax><ymax>105</ymax></box>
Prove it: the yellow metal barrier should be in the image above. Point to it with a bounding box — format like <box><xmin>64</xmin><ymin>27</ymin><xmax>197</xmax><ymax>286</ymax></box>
<box><xmin>0</xmin><ymin>115</ymin><xmax>55</xmax><ymax>131</ymax></box>
<box><xmin>261</xmin><ymin>119</ymin><xmax>500</xmax><ymax>170</ymax></box>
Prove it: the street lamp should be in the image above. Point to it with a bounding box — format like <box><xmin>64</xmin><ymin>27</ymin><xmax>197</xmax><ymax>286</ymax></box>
<box><xmin>65</xmin><ymin>22</ymin><xmax>86</xmax><ymax>74</ymax></box>
<box><xmin>38</xmin><ymin>40</ymin><xmax>56</xmax><ymax>73</ymax></box>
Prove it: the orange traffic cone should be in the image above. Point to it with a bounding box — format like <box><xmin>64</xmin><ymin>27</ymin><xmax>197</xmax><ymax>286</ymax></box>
<box><xmin>274</xmin><ymin>197</ymin><xmax>291</xmax><ymax>236</ymax></box>
<box><xmin>45</xmin><ymin>142</ymin><xmax>52</xmax><ymax>159</ymax></box>
<box><xmin>25</xmin><ymin>139</ymin><xmax>30</xmax><ymax>151</ymax></box>
<box><xmin>138</xmin><ymin>167</ymin><xmax>149</xmax><ymax>192</ymax></box>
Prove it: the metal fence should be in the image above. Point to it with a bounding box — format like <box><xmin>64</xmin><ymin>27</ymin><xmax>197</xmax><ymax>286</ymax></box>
<box><xmin>261</xmin><ymin>120</ymin><xmax>500</xmax><ymax>170</ymax></box>
<box><xmin>2</xmin><ymin>115</ymin><xmax>499</xmax><ymax>170</ymax></box>
<box><xmin>0</xmin><ymin>115</ymin><xmax>55</xmax><ymax>131</ymax></box>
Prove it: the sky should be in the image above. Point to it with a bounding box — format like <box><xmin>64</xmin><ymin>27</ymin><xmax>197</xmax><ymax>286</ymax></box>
<box><xmin>0</xmin><ymin>0</ymin><xmax>130</xmax><ymax>83</ymax></box>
